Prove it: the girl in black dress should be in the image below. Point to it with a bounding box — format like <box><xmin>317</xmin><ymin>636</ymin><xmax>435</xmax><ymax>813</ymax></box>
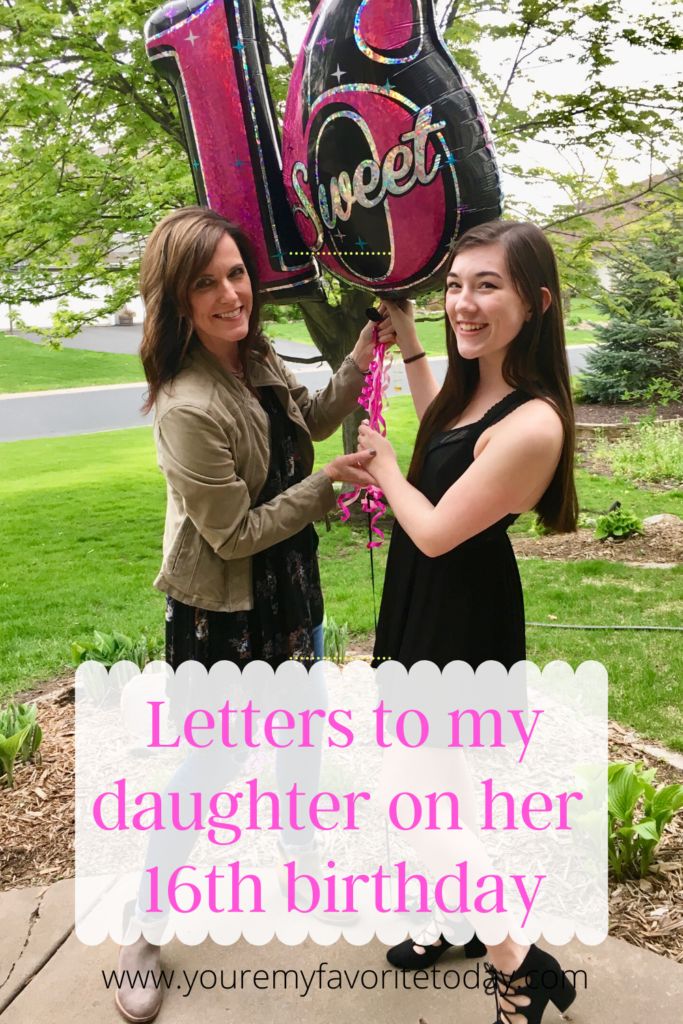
<box><xmin>350</xmin><ymin>221</ymin><xmax>579</xmax><ymax>1023</ymax></box>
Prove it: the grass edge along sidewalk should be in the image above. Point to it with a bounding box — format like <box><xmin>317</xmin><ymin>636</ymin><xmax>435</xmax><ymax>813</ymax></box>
<box><xmin>1</xmin><ymin>396</ymin><xmax>681</xmax><ymax>750</ymax></box>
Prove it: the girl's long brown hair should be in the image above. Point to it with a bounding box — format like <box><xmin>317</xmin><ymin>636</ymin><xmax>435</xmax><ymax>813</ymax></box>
<box><xmin>139</xmin><ymin>206</ymin><xmax>268</xmax><ymax>412</ymax></box>
<box><xmin>408</xmin><ymin>221</ymin><xmax>578</xmax><ymax>533</ymax></box>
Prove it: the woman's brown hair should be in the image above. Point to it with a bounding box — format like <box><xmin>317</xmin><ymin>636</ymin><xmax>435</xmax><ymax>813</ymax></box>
<box><xmin>408</xmin><ymin>220</ymin><xmax>578</xmax><ymax>533</ymax></box>
<box><xmin>139</xmin><ymin>206</ymin><xmax>268</xmax><ymax>411</ymax></box>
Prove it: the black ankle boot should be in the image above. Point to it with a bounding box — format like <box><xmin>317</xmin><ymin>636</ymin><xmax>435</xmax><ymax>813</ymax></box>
<box><xmin>386</xmin><ymin>932</ymin><xmax>486</xmax><ymax>969</ymax></box>
<box><xmin>484</xmin><ymin>944</ymin><xmax>576</xmax><ymax>1023</ymax></box>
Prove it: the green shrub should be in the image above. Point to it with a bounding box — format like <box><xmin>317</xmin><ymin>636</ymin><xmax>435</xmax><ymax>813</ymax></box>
<box><xmin>571</xmin><ymin>375</ymin><xmax>586</xmax><ymax>405</ymax></box>
<box><xmin>593</xmin><ymin>421</ymin><xmax>683</xmax><ymax>484</ymax></box>
<box><xmin>71</xmin><ymin>630</ymin><xmax>163</xmax><ymax>670</ymax></box>
<box><xmin>581</xmin><ymin>217</ymin><xmax>683</xmax><ymax>404</ymax></box>
<box><xmin>595</xmin><ymin>506</ymin><xmax>643</xmax><ymax>540</ymax></box>
<box><xmin>608</xmin><ymin>762</ymin><xmax>683</xmax><ymax>880</ymax></box>
<box><xmin>323</xmin><ymin>616</ymin><xmax>349</xmax><ymax>665</ymax></box>
<box><xmin>625</xmin><ymin>377</ymin><xmax>682</xmax><ymax>407</ymax></box>
<box><xmin>262</xmin><ymin>303</ymin><xmax>299</xmax><ymax>325</ymax></box>
<box><xmin>0</xmin><ymin>701</ymin><xmax>43</xmax><ymax>786</ymax></box>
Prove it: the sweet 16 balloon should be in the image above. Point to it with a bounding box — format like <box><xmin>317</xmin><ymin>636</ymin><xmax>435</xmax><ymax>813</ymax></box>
<box><xmin>281</xmin><ymin>0</ymin><xmax>503</xmax><ymax>296</ymax></box>
<box><xmin>144</xmin><ymin>0</ymin><xmax>320</xmax><ymax>301</ymax></box>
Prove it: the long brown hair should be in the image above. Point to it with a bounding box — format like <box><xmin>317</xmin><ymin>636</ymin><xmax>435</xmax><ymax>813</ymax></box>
<box><xmin>408</xmin><ymin>220</ymin><xmax>578</xmax><ymax>533</ymax></box>
<box><xmin>139</xmin><ymin>206</ymin><xmax>268</xmax><ymax>411</ymax></box>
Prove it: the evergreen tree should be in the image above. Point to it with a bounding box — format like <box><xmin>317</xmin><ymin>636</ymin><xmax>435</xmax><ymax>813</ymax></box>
<box><xmin>581</xmin><ymin>211</ymin><xmax>683</xmax><ymax>404</ymax></box>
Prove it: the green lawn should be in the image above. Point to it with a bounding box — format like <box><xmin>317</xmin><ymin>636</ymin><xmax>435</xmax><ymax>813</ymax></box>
<box><xmin>565</xmin><ymin>327</ymin><xmax>596</xmax><ymax>345</ymax></box>
<box><xmin>0</xmin><ymin>333</ymin><xmax>144</xmax><ymax>393</ymax></box>
<box><xmin>568</xmin><ymin>297</ymin><xmax>607</xmax><ymax>324</ymax></box>
<box><xmin>1</xmin><ymin>397</ymin><xmax>681</xmax><ymax>749</ymax></box>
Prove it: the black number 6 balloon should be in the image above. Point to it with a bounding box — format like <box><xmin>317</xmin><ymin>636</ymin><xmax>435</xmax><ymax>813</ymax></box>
<box><xmin>282</xmin><ymin>0</ymin><xmax>503</xmax><ymax>296</ymax></box>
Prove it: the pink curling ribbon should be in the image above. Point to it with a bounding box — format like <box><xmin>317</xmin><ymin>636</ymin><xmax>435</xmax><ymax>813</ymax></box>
<box><xmin>337</xmin><ymin>323</ymin><xmax>393</xmax><ymax>549</ymax></box>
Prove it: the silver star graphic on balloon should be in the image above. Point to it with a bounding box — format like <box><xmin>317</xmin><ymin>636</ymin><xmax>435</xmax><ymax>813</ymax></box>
<box><xmin>186</xmin><ymin>30</ymin><xmax>198</xmax><ymax>46</ymax></box>
<box><xmin>333</xmin><ymin>228</ymin><xmax>345</xmax><ymax>243</ymax></box>
<box><xmin>331</xmin><ymin>64</ymin><xmax>346</xmax><ymax>84</ymax></box>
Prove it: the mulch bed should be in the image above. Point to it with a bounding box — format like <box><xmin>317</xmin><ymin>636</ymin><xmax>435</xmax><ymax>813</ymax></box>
<box><xmin>1</xmin><ymin>679</ymin><xmax>682</xmax><ymax>963</ymax></box>
<box><xmin>0</xmin><ymin>682</ymin><xmax>74</xmax><ymax>890</ymax></box>
<box><xmin>512</xmin><ymin>516</ymin><xmax>683</xmax><ymax>565</ymax></box>
<box><xmin>575</xmin><ymin>402</ymin><xmax>683</xmax><ymax>425</ymax></box>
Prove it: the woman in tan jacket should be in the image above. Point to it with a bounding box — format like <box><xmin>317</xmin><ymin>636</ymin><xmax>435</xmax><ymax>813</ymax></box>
<box><xmin>113</xmin><ymin>207</ymin><xmax>390</xmax><ymax>1023</ymax></box>
<box><xmin>140</xmin><ymin>206</ymin><xmax>389</xmax><ymax>671</ymax></box>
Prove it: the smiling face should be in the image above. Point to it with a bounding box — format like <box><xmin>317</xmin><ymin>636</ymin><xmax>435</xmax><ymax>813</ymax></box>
<box><xmin>445</xmin><ymin>241</ymin><xmax>530</xmax><ymax>365</ymax></box>
<box><xmin>187</xmin><ymin>232</ymin><xmax>254</xmax><ymax>359</ymax></box>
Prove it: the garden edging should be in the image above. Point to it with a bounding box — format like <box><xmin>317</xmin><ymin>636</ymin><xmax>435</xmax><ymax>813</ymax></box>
<box><xmin>576</xmin><ymin>417</ymin><xmax>682</xmax><ymax>442</ymax></box>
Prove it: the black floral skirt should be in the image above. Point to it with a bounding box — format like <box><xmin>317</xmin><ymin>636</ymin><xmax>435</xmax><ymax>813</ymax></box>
<box><xmin>164</xmin><ymin>386</ymin><xmax>324</xmax><ymax>671</ymax></box>
<box><xmin>165</xmin><ymin>546</ymin><xmax>323</xmax><ymax>669</ymax></box>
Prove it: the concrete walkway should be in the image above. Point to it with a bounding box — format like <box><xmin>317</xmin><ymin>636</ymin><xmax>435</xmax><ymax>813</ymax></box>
<box><xmin>1</xmin><ymin>880</ymin><xmax>682</xmax><ymax>1023</ymax></box>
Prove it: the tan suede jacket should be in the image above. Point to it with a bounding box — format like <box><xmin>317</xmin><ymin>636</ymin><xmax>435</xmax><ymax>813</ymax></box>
<box><xmin>153</xmin><ymin>343</ymin><xmax>364</xmax><ymax>612</ymax></box>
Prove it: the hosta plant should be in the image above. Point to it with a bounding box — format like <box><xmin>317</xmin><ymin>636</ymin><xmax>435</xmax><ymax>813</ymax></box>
<box><xmin>71</xmin><ymin>630</ymin><xmax>163</xmax><ymax>670</ymax></box>
<box><xmin>323</xmin><ymin>616</ymin><xmax>349</xmax><ymax>665</ymax></box>
<box><xmin>0</xmin><ymin>702</ymin><xmax>43</xmax><ymax>787</ymax></box>
<box><xmin>608</xmin><ymin>761</ymin><xmax>683</xmax><ymax>880</ymax></box>
<box><xmin>529</xmin><ymin>514</ymin><xmax>551</xmax><ymax>537</ymax></box>
<box><xmin>595</xmin><ymin>506</ymin><xmax>643</xmax><ymax>541</ymax></box>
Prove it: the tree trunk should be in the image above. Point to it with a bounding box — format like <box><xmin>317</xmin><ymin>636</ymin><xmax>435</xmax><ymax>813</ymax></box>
<box><xmin>342</xmin><ymin>406</ymin><xmax>365</xmax><ymax>455</ymax></box>
<box><xmin>254</xmin><ymin>2</ymin><xmax>272</xmax><ymax>66</ymax></box>
<box><xmin>297</xmin><ymin>287</ymin><xmax>372</xmax><ymax>454</ymax></box>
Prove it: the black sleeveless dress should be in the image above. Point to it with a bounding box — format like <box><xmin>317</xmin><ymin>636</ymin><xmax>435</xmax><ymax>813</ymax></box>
<box><xmin>373</xmin><ymin>391</ymin><xmax>532</xmax><ymax>669</ymax></box>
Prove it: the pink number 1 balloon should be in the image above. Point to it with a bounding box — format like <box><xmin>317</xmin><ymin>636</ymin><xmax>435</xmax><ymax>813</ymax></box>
<box><xmin>145</xmin><ymin>0</ymin><xmax>320</xmax><ymax>301</ymax></box>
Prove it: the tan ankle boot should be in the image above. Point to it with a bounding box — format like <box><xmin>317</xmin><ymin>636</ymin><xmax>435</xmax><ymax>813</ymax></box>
<box><xmin>115</xmin><ymin>935</ymin><xmax>163</xmax><ymax>1023</ymax></box>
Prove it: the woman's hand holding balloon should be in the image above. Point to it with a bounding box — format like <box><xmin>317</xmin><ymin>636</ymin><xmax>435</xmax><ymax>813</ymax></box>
<box><xmin>350</xmin><ymin>312</ymin><xmax>397</xmax><ymax>372</ymax></box>
<box><xmin>322</xmin><ymin>449</ymin><xmax>377</xmax><ymax>486</ymax></box>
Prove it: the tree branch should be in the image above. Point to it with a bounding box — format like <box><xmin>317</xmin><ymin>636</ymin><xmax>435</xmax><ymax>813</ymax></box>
<box><xmin>542</xmin><ymin>171</ymin><xmax>683</xmax><ymax>230</ymax></box>
<box><xmin>493</xmin><ymin>23</ymin><xmax>530</xmax><ymax>122</ymax></box>
<box><xmin>267</xmin><ymin>0</ymin><xmax>293</xmax><ymax>67</ymax></box>
<box><xmin>441</xmin><ymin>1</ymin><xmax>462</xmax><ymax>34</ymax></box>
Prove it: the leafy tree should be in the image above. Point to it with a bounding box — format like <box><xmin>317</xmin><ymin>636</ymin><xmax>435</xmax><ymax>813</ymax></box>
<box><xmin>580</xmin><ymin>204</ymin><xmax>683</xmax><ymax>403</ymax></box>
<box><xmin>0</xmin><ymin>0</ymin><xmax>681</xmax><ymax>441</ymax></box>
